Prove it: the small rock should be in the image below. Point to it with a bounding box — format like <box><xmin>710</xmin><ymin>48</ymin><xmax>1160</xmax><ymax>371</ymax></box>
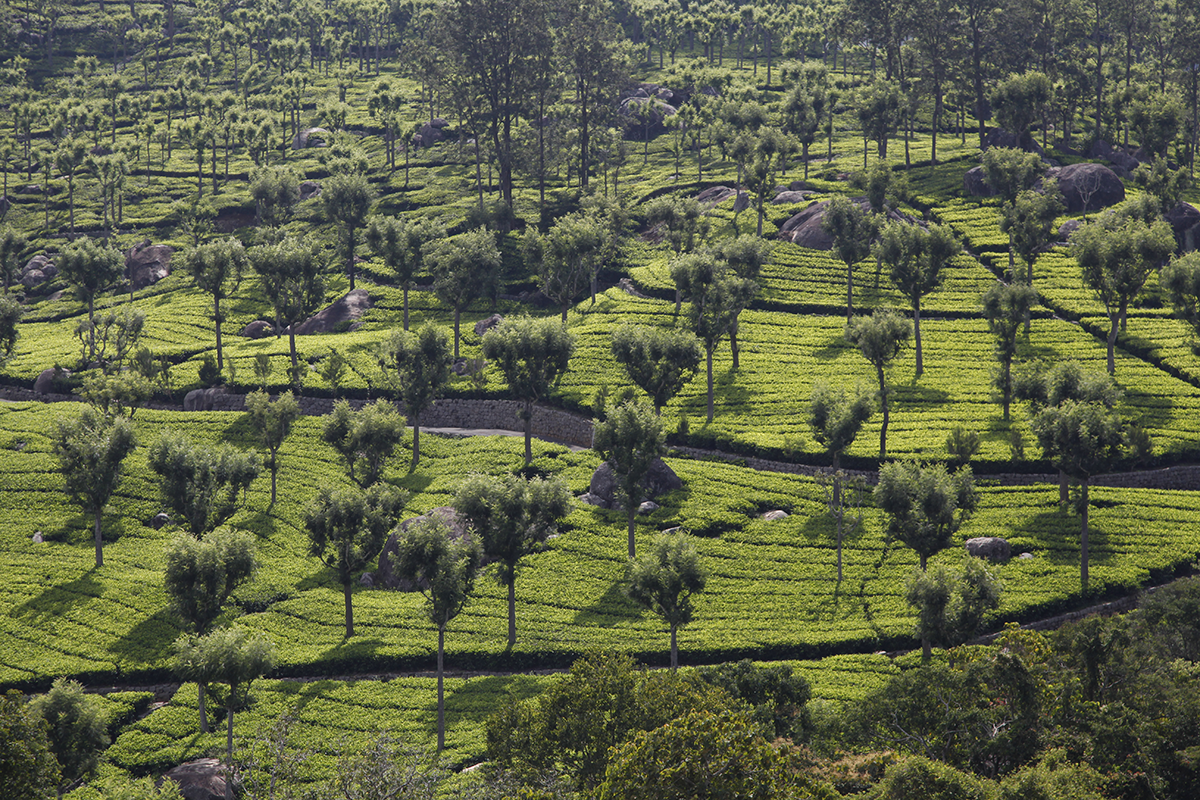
<box><xmin>359</xmin><ymin>572</ymin><xmax>374</xmax><ymax>587</ymax></box>
<box><xmin>638</xmin><ymin>501</ymin><xmax>660</xmax><ymax>515</ymax></box>
<box><xmin>125</xmin><ymin>240</ymin><xmax>173</xmax><ymax>290</ymax></box>
<box><xmin>660</xmin><ymin>526</ymin><xmax>683</xmax><ymax>535</ymax></box>
<box><xmin>696</xmin><ymin>186</ymin><xmax>738</xmax><ymax>205</ymax></box>
<box><xmin>1018</xmin><ymin>552</ymin><xmax>1034</xmax><ymax>560</ymax></box>
<box><xmin>32</xmin><ymin>531</ymin><xmax>43</xmax><ymax>544</ymax></box>
<box><xmin>578</xmin><ymin>492</ymin><xmax>606</xmax><ymax>507</ymax></box>
<box><xmin>474</xmin><ymin>314</ymin><xmax>504</xmax><ymax>336</ymax></box>
<box><xmin>732</xmin><ymin>192</ymin><xmax>750</xmax><ymax>213</ymax></box>
<box><xmin>1058</xmin><ymin>219</ymin><xmax>1082</xmax><ymax>241</ymax></box>
<box><xmin>23</xmin><ymin>254</ymin><xmax>53</xmax><ymax>275</ymax></box>
<box><xmin>149</xmin><ymin>512</ymin><xmax>170</xmax><ymax>530</ymax></box>
<box><xmin>299</xmin><ymin>180</ymin><xmax>322</xmax><ymax>201</ymax></box>
<box><xmin>617</xmin><ymin>277</ymin><xmax>649</xmax><ymax>299</ymax></box>
<box><xmin>292</xmin><ymin>289</ymin><xmax>373</xmax><ymax>335</ymax></box>
<box><xmin>761</xmin><ymin>510</ymin><xmax>789</xmax><ymax>521</ymax></box>
<box><xmin>772</xmin><ymin>190</ymin><xmax>811</xmax><ymax>205</ymax></box>
<box><xmin>966</xmin><ymin>536</ymin><xmax>1012</xmax><ymax>562</ymax></box>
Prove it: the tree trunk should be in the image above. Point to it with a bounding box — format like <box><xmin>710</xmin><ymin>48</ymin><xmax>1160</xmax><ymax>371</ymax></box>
<box><xmin>289</xmin><ymin>331</ymin><xmax>299</xmax><ymax>389</ymax></box>
<box><xmin>507</xmin><ymin>578</ymin><xmax>516</xmax><ymax>647</ymax></box>
<box><xmin>402</xmin><ymin>286</ymin><xmax>410</xmax><ymax>332</ymax></box>
<box><xmin>1002</xmin><ymin>357</ymin><xmax>1011</xmax><ymax>421</ymax></box>
<box><xmin>1106</xmin><ymin>314</ymin><xmax>1117</xmax><ymax>374</ymax></box>
<box><xmin>834</xmin><ymin>459</ymin><xmax>844</xmax><ymax>582</ymax></box>
<box><xmin>670</xmin><ymin>624</ymin><xmax>678</xmax><ymax>671</ymax></box>
<box><xmin>412</xmin><ymin>411</ymin><xmax>421</xmax><ymax>469</ymax></box>
<box><xmin>627</xmin><ymin>504</ymin><xmax>637</xmax><ymax>559</ymax></box>
<box><xmin>524</xmin><ymin>399</ymin><xmax>533</xmax><ymax>465</ymax></box>
<box><xmin>214</xmin><ymin>295</ymin><xmax>223</xmax><ymax>371</ymax></box>
<box><xmin>846</xmin><ymin>262</ymin><xmax>854</xmax><ymax>321</ymax></box>
<box><xmin>198</xmin><ymin>683</ymin><xmax>208</xmax><ymax>733</ymax></box>
<box><xmin>730</xmin><ymin>315</ymin><xmax>740</xmax><ymax>371</ymax></box>
<box><xmin>225</xmin><ymin>708</ymin><xmax>235</xmax><ymax>800</ymax></box>
<box><xmin>878</xmin><ymin>365</ymin><xmax>889</xmax><ymax>459</ymax></box>
<box><xmin>269</xmin><ymin>453</ymin><xmax>278</xmax><ymax>508</ymax></box>
<box><xmin>93</xmin><ymin>508</ymin><xmax>103</xmax><ymax>567</ymax></box>
<box><xmin>1081</xmin><ymin>480</ymin><xmax>1090</xmax><ymax>595</ymax></box>
<box><xmin>1060</xmin><ymin>469</ymin><xmax>1069</xmax><ymax>507</ymax></box>
<box><xmin>913</xmin><ymin>301</ymin><xmax>923</xmax><ymax>377</ymax></box>
<box><xmin>436</xmin><ymin>625</ymin><xmax>445</xmax><ymax>752</ymax></box>
<box><xmin>706</xmin><ymin>346</ymin><xmax>714</xmax><ymax>423</ymax></box>
<box><xmin>453</xmin><ymin>309</ymin><xmax>461</xmax><ymax>359</ymax></box>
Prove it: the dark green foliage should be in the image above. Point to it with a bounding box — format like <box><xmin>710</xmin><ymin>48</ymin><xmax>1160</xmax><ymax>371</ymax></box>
<box><xmin>379</xmin><ymin>324</ymin><xmax>452</xmax><ymax>468</ymax></box>
<box><xmin>365</xmin><ymin>216</ymin><xmax>443</xmax><ymax>331</ymax></box>
<box><xmin>164</xmin><ymin>528</ymin><xmax>258</xmax><ymax>635</ymax></box>
<box><xmin>249</xmin><ymin>236</ymin><xmax>326</xmax><ymax>386</ymax></box>
<box><xmin>322</xmin><ymin>399</ymin><xmax>407</xmax><ymax>487</ymax></box>
<box><xmin>593</xmin><ymin>399</ymin><xmax>666</xmax><ymax>558</ymax></box>
<box><xmin>845</xmin><ymin>308</ymin><xmax>912</xmax><ymax>459</ymax></box>
<box><xmin>989</xmin><ymin>71</ymin><xmax>1053</xmax><ymax>143</ymax></box>
<box><xmin>53</xmin><ymin>406</ymin><xmax>137</xmax><ymax>568</ymax></box>
<box><xmin>1160</xmin><ymin>252</ymin><xmax>1200</xmax><ymax>354</ymax></box>
<box><xmin>0</xmin><ymin>225</ymin><xmax>28</xmax><ymax>294</ymax></box>
<box><xmin>182</xmin><ymin>237</ymin><xmax>247</xmax><ymax>372</ymax></box>
<box><xmin>305</xmin><ymin>483</ymin><xmax>406</xmax><ymax>638</ymax></box>
<box><xmin>696</xmin><ymin>660</ymin><xmax>812</xmax><ymax>739</ymax></box>
<box><xmin>1001</xmin><ymin>181</ymin><xmax>1063</xmax><ymax>284</ymax></box>
<box><xmin>147</xmin><ymin>434</ymin><xmax>261</xmax><ymax>536</ymax></box>
<box><xmin>0</xmin><ymin>690</ymin><xmax>59</xmax><ymax>800</ymax></box>
<box><xmin>481</xmin><ymin>316</ymin><xmax>575</xmax><ymax>464</ymax></box>
<box><xmin>321</xmin><ymin>172</ymin><xmax>374</xmax><ymax>290</ymax></box>
<box><xmin>1133</xmin><ymin>156</ymin><xmax>1190</xmax><ymax>214</ymax></box>
<box><xmin>249</xmin><ymin>165</ymin><xmax>300</xmax><ymax>226</ymax></box>
<box><xmin>821</xmin><ymin>195</ymin><xmax>879</xmax><ymax>319</ymax></box>
<box><xmin>454</xmin><ymin>473</ymin><xmax>572</xmax><ymax>646</ymax></box>
<box><xmin>56</xmin><ymin>237</ymin><xmax>125</xmax><ymax>362</ymax></box>
<box><xmin>875</xmin><ymin>460</ymin><xmax>977</xmax><ymax>572</ymax></box>
<box><xmin>906</xmin><ymin>556</ymin><xmax>1001</xmax><ymax>654</ymax></box>
<box><xmin>30</xmin><ymin>678</ymin><xmax>110</xmax><ymax>792</ymax></box>
<box><xmin>429</xmin><ymin>227</ymin><xmax>502</xmax><ymax>359</ymax></box>
<box><xmin>626</xmin><ymin>533</ymin><xmax>706</xmax><ymax>670</ymax></box>
<box><xmin>875</xmin><ymin>221</ymin><xmax>959</xmax><ymax>376</ymax></box>
<box><xmin>873</xmin><ymin>756</ymin><xmax>991</xmax><ymax>800</ymax></box>
<box><xmin>244</xmin><ymin>390</ymin><xmax>300</xmax><ymax>507</ymax></box>
<box><xmin>0</xmin><ymin>294</ymin><xmax>23</xmax><ymax>361</ymax></box>
<box><xmin>610</xmin><ymin>324</ymin><xmax>702</xmax><ymax>415</ymax></box>
<box><xmin>982</xmin><ymin>282</ymin><xmax>1039</xmax><ymax>420</ymax></box>
<box><xmin>980</xmin><ymin>148</ymin><xmax>1043</xmax><ymax>204</ymax></box>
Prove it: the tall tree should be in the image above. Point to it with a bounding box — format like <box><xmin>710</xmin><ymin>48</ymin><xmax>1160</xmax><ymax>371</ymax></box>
<box><xmin>54</xmin><ymin>137</ymin><xmax>88</xmax><ymax>234</ymax></box>
<box><xmin>527</xmin><ymin>211</ymin><xmax>606</xmax><ymax>315</ymax></box>
<box><xmin>147</xmin><ymin>435</ymin><xmax>261</xmax><ymax>536</ymax></box>
<box><xmin>626</xmin><ymin>532</ymin><xmax>706</xmax><ymax>671</ymax></box>
<box><xmin>321</xmin><ymin>172</ymin><xmax>374</xmax><ymax>291</ymax></box>
<box><xmin>243</xmin><ymin>390</ymin><xmax>300</xmax><ymax>507</ymax></box>
<box><xmin>1161</xmin><ymin>252</ymin><xmax>1200</xmax><ymax>354</ymax></box>
<box><xmin>30</xmin><ymin>678</ymin><xmax>109</xmax><ymax>796</ymax></box>
<box><xmin>905</xmin><ymin>557</ymin><xmax>1000</xmax><ymax>662</ymax></box>
<box><xmin>183</xmin><ymin>238</ymin><xmax>248</xmax><ymax>373</ymax></box>
<box><xmin>453</xmin><ymin>473</ymin><xmax>571</xmax><ymax>646</ymax></box>
<box><xmin>1002</xmin><ymin>181</ymin><xmax>1065</xmax><ymax>293</ymax></box>
<box><xmin>163</xmin><ymin>529</ymin><xmax>258</xmax><ymax>733</ymax></box>
<box><xmin>391</xmin><ymin>516</ymin><xmax>481</xmax><ymax>752</ymax></box>
<box><xmin>714</xmin><ymin>235</ymin><xmax>773</xmax><ymax>371</ymax></box>
<box><xmin>821</xmin><ymin>195</ymin><xmax>879</xmax><ymax>320</ymax></box>
<box><xmin>429</xmin><ymin>227</ymin><xmax>502</xmax><ymax>359</ymax></box>
<box><xmin>249</xmin><ymin>237</ymin><xmax>326</xmax><ymax>387</ymax></box>
<box><xmin>981</xmin><ymin>282</ymin><xmax>1039</xmax><ymax>421</ymax></box>
<box><xmin>845</xmin><ymin>308</ymin><xmax>912</xmax><ymax>459</ymax></box>
<box><xmin>0</xmin><ymin>226</ymin><xmax>28</xmax><ymax>295</ymax></box>
<box><xmin>610</xmin><ymin>324</ymin><xmax>702</xmax><ymax>415</ymax></box>
<box><xmin>378</xmin><ymin>324</ymin><xmax>453</xmax><ymax>468</ymax></box>
<box><xmin>809</xmin><ymin>382</ymin><xmax>874</xmax><ymax>581</ymax></box>
<box><xmin>0</xmin><ymin>689</ymin><xmax>60</xmax><ymax>800</ymax></box>
<box><xmin>593</xmin><ymin>399</ymin><xmax>666</xmax><ymax>559</ymax></box>
<box><xmin>1071</xmin><ymin>209</ymin><xmax>1175</xmax><ymax>374</ymax></box>
<box><xmin>57</xmin><ymin>237</ymin><xmax>125</xmax><ymax>364</ymax></box>
<box><xmin>875</xmin><ymin>221</ymin><xmax>960</xmax><ymax>377</ymax></box>
<box><xmin>365</xmin><ymin>216</ymin><xmax>442</xmax><ymax>331</ymax></box>
<box><xmin>1031</xmin><ymin>400</ymin><xmax>1127</xmax><ymax>595</ymax></box>
<box><xmin>53</xmin><ymin>407</ymin><xmax>136</xmax><ymax>568</ymax></box>
<box><xmin>322</xmin><ymin>399</ymin><xmax>407</xmax><ymax>487</ymax></box>
<box><xmin>481</xmin><ymin>316</ymin><xmax>575</xmax><ymax>465</ymax></box>
<box><xmin>306</xmin><ymin>483</ymin><xmax>406</xmax><ymax>638</ymax></box>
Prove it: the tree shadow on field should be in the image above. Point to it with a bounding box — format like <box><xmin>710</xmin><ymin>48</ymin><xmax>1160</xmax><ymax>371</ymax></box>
<box><xmin>441</xmin><ymin>674</ymin><xmax>541</xmax><ymax>736</ymax></box>
<box><xmin>814</xmin><ymin>332</ymin><xmax>853</xmax><ymax>361</ymax></box>
<box><xmin>1020</xmin><ymin>509</ymin><xmax>1114</xmax><ymax>568</ymax></box>
<box><xmin>108</xmin><ymin>608</ymin><xmax>181</xmax><ymax>665</ymax></box>
<box><xmin>891</xmin><ymin>381</ymin><xmax>951</xmax><ymax>407</ymax></box>
<box><xmin>12</xmin><ymin>568</ymin><xmax>103</xmax><ymax>621</ymax></box>
<box><xmin>220</xmin><ymin>414</ymin><xmax>258</xmax><ymax>448</ymax></box>
<box><xmin>572</xmin><ymin>579</ymin><xmax>641</xmax><ymax>628</ymax></box>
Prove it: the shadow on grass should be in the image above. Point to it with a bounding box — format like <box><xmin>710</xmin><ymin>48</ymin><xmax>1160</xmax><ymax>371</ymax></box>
<box><xmin>12</xmin><ymin>568</ymin><xmax>104</xmax><ymax>620</ymax></box>
<box><xmin>571</xmin><ymin>578</ymin><xmax>641</xmax><ymax>628</ymax></box>
<box><xmin>108</xmin><ymin>608</ymin><xmax>181</xmax><ymax>665</ymax></box>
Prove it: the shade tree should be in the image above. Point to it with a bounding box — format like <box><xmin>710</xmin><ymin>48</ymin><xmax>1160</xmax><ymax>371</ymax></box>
<box><xmin>610</xmin><ymin>324</ymin><xmax>702</xmax><ymax>415</ymax></box>
<box><xmin>57</xmin><ymin>237</ymin><xmax>125</xmax><ymax>364</ymax></box>
<box><xmin>809</xmin><ymin>381</ymin><xmax>875</xmax><ymax>581</ymax></box>
<box><xmin>821</xmin><ymin>195</ymin><xmax>879</xmax><ymax>320</ymax></box>
<box><xmin>429</xmin><ymin>227</ymin><xmax>502</xmax><ymax>359</ymax></box>
<box><xmin>0</xmin><ymin>689</ymin><xmax>60</xmax><ymax>799</ymax></box>
<box><xmin>322</xmin><ymin>399</ymin><xmax>407</xmax><ymax>487</ymax></box>
<box><xmin>305</xmin><ymin>483</ymin><xmax>406</xmax><ymax>638</ymax></box>
<box><xmin>391</xmin><ymin>516</ymin><xmax>481</xmax><ymax>752</ymax></box>
<box><xmin>321</xmin><ymin>172</ymin><xmax>374</xmax><ymax>290</ymax></box>
<box><xmin>453</xmin><ymin>473</ymin><xmax>572</xmax><ymax>646</ymax></box>
<box><xmin>626</xmin><ymin>532</ymin><xmax>707</xmax><ymax>671</ymax></box>
<box><xmin>1161</xmin><ymin>252</ymin><xmax>1200</xmax><ymax>354</ymax></box>
<box><xmin>147</xmin><ymin>434</ymin><xmax>261</xmax><ymax>536</ymax></box>
<box><xmin>378</xmin><ymin>324</ymin><xmax>453</xmax><ymax>468</ymax></box>
<box><xmin>29</xmin><ymin>678</ymin><xmax>109</xmax><ymax>796</ymax></box>
<box><xmin>365</xmin><ymin>215</ymin><xmax>443</xmax><ymax>331</ymax></box>
<box><xmin>845</xmin><ymin>308</ymin><xmax>912</xmax><ymax>459</ymax></box>
<box><xmin>53</xmin><ymin>407</ymin><xmax>136</xmax><ymax>568</ymax></box>
<box><xmin>981</xmin><ymin>281</ymin><xmax>1039</xmax><ymax>421</ymax></box>
<box><xmin>714</xmin><ymin>235</ymin><xmax>773</xmax><ymax>370</ymax></box>
<box><xmin>905</xmin><ymin>556</ymin><xmax>1000</xmax><ymax>661</ymax></box>
<box><xmin>1001</xmin><ymin>181</ymin><xmax>1064</xmax><ymax>290</ymax></box>
<box><xmin>481</xmin><ymin>316</ymin><xmax>575</xmax><ymax>465</ymax></box>
<box><xmin>243</xmin><ymin>390</ymin><xmax>300</xmax><ymax>507</ymax></box>
<box><xmin>182</xmin><ymin>237</ymin><xmax>248</xmax><ymax>373</ymax></box>
<box><xmin>249</xmin><ymin>237</ymin><xmax>326</xmax><ymax>388</ymax></box>
<box><xmin>0</xmin><ymin>225</ymin><xmax>28</xmax><ymax>294</ymax></box>
<box><xmin>593</xmin><ymin>399</ymin><xmax>666</xmax><ymax>559</ymax></box>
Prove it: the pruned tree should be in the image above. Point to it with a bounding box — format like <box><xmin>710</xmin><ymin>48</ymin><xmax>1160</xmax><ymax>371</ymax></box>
<box><xmin>593</xmin><ymin>399</ymin><xmax>666</xmax><ymax>559</ymax></box>
<box><xmin>378</xmin><ymin>324</ymin><xmax>453</xmax><ymax>468</ymax></box>
<box><xmin>1031</xmin><ymin>400</ymin><xmax>1128</xmax><ymax>595</ymax></box>
<box><xmin>249</xmin><ymin>237</ymin><xmax>326</xmax><ymax>388</ymax></box>
<box><xmin>391</xmin><ymin>516</ymin><xmax>481</xmax><ymax>752</ymax></box>
<box><xmin>821</xmin><ymin>195</ymin><xmax>879</xmax><ymax>320</ymax></box>
<box><xmin>173</xmin><ymin>626</ymin><xmax>276</xmax><ymax>780</ymax></box>
<box><xmin>683</xmin><ymin>260</ymin><xmax>758</xmax><ymax>423</ymax></box>
<box><xmin>989</xmin><ymin>71</ymin><xmax>1053</xmax><ymax>148</ymax></box>
<box><xmin>249</xmin><ymin>164</ymin><xmax>300</xmax><ymax>226</ymax></box>
<box><xmin>905</xmin><ymin>556</ymin><xmax>1000</xmax><ymax>661</ymax></box>
<box><xmin>305</xmin><ymin>483</ymin><xmax>406</xmax><ymax>638</ymax></box>
<box><xmin>1161</xmin><ymin>252</ymin><xmax>1200</xmax><ymax>354</ymax></box>
<box><xmin>1071</xmin><ymin>209</ymin><xmax>1174</xmax><ymax>374</ymax></box>
<box><xmin>981</xmin><ymin>282</ymin><xmax>1038</xmax><ymax>420</ymax></box>
<box><xmin>57</xmin><ymin>237</ymin><xmax>125</xmax><ymax>364</ymax></box>
<box><xmin>322</xmin><ymin>399</ymin><xmax>407</xmax><ymax>487</ymax></box>
<box><xmin>626</xmin><ymin>532</ymin><xmax>706</xmax><ymax>671</ymax></box>
<box><xmin>1001</xmin><ymin>181</ymin><xmax>1064</xmax><ymax>289</ymax></box>
<box><xmin>164</xmin><ymin>528</ymin><xmax>258</xmax><ymax>733</ymax></box>
<box><xmin>182</xmin><ymin>237</ymin><xmax>247</xmax><ymax>373</ymax></box>
<box><xmin>875</xmin><ymin>221</ymin><xmax>959</xmax><ymax>377</ymax></box>
<box><xmin>809</xmin><ymin>382</ymin><xmax>874</xmax><ymax>581</ymax></box>
<box><xmin>527</xmin><ymin>211</ymin><xmax>606</xmax><ymax>316</ymax></box>
<box><xmin>453</xmin><ymin>473</ymin><xmax>572</xmax><ymax>646</ymax></box>
<box><xmin>0</xmin><ymin>295</ymin><xmax>22</xmax><ymax>363</ymax></box>
<box><xmin>610</xmin><ymin>324</ymin><xmax>702</xmax><ymax>415</ymax></box>
<box><xmin>0</xmin><ymin>689</ymin><xmax>60</xmax><ymax>800</ymax></box>
<box><xmin>148</xmin><ymin>434</ymin><xmax>260</xmax><ymax>536</ymax></box>
<box><xmin>244</xmin><ymin>390</ymin><xmax>300</xmax><ymax>507</ymax></box>
<box><xmin>365</xmin><ymin>216</ymin><xmax>443</xmax><ymax>331</ymax></box>
<box><xmin>481</xmin><ymin>316</ymin><xmax>575</xmax><ymax>465</ymax></box>
<box><xmin>845</xmin><ymin>308</ymin><xmax>912</xmax><ymax>459</ymax></box>
<box><xmin>0</xmin><ymin>225</ymin><xmax>29</xmax><ymax>294</ymax></box>
<box><xmin>429</xmin><ymin>227</ymin><xmax>502</xmax><ymax>359</ymax></box>
<box><xmin>53</xmin><ymin>407</ymin><xmax>136</xmax><ymax>568</ymax></box>
<box><xmin>321</xmin><ymin>172</ymin><xmax>374</xmax><ymax>290</ymax></box>
<box><xmin>714</xmin><ymin>235</ymin><xmax>773</xmax><ymax>370</ymax></box>
<box><xmin>782</xmin><ymin>85</ymin><xmax>825</xmax><ymax>180</ymax></box>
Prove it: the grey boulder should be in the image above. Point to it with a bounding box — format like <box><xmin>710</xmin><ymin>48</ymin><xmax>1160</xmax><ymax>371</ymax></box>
<box><xmin>965</xmin><ymin>536</ymin><xmax>1011</xmax><ymax>562</ymax></box>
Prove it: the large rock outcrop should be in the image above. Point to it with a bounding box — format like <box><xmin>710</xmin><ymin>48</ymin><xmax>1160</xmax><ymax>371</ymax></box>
<box><xmin>579</xmin><ymin>458</ymin><xmax>683</xmax><ymax>510</ymax></box>
<box><xmin>292</xmin><ymin>289</ymin><xmax>373</xmax><ymax>335</ymax></box>
<box><xmin>1050</xmin><ymin>163</ymin><xmax>1125</xmax><ymax>214</ymax></box>
<box><xmin>161</xmin><ymin>759</ymin><xmax>234</xmax><ymax>800</ymax></box>
<box><xmin>125</xmin><ymin>240</ymin><xmax>172</xmax><ymax>290</ymax></box>
<box><xmin>367</xmin><ymin>507</ymin><xmax>470</xmax><ymax>590</ymax></box>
